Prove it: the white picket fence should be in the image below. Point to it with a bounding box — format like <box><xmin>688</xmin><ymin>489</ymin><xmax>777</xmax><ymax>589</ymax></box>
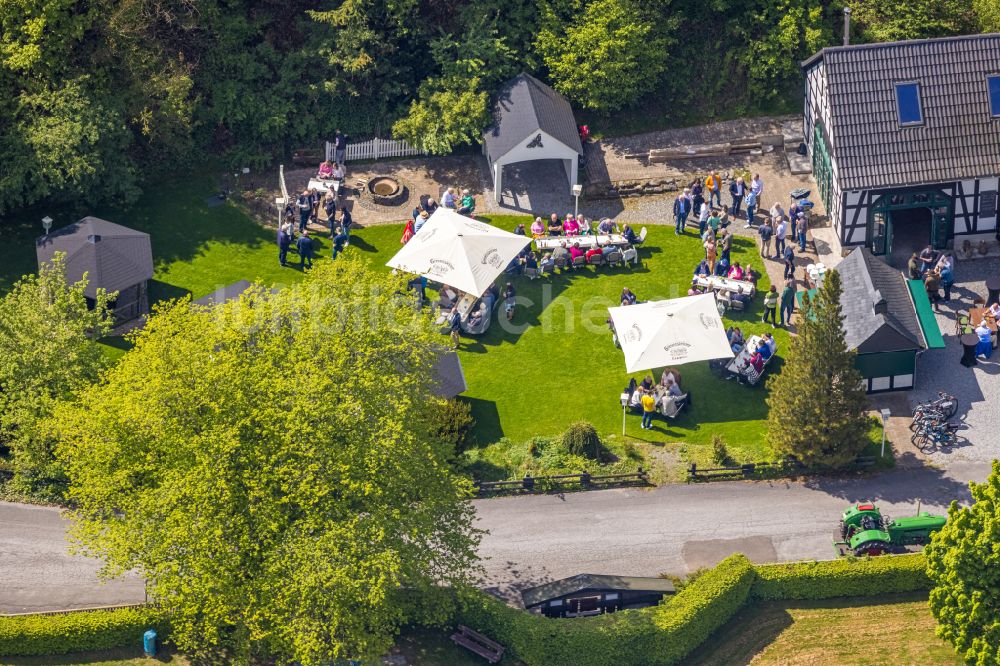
<box><xmin>325</xmin><ymin>137</ymin><xmax>423</xmax><ymax>163</ymax></box>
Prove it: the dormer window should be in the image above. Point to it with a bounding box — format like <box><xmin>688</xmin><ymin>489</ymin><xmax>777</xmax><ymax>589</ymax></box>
<box><xmin>894</xmin><ymin>82</ymin><xmax>924</xmax><ymax>126</ymax></box>
<box><xmin>988</xmin><ymin>75</ymin><xmax>1000</xmax><ymax>118</ymax></box>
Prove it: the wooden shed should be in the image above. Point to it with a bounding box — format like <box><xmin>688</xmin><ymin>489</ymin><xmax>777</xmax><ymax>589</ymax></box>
<box><xmin>35</xmin><ymin>217</ymin><xmax>153</xmax><ymax>326</ymax></box>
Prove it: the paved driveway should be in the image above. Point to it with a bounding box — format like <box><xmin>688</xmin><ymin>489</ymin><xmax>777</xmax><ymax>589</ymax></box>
<box><xmin>0</xmin><ymin>461</ymin><xmax>990</xmax><ymax>612</ymax></box>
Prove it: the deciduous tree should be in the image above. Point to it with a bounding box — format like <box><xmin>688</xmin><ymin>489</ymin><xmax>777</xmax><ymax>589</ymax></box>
<box><xmin>57</xmin><ymin>259</ymin><xmax>480</xmax><ymax>664</ymax></box>
<box><xmin>926</xmin><ymin>460</ymin><xmax>1000</xmax><ymax>664</ymax></box>
<box><xmin>765</xmin><ymin>269</ymin><xmax>869</xmax><ymax>467</ymax></box>
<box><xmin>0</xmin><ymin>254</ymin><xmax>113</xmax><ymax>497</ymax></box>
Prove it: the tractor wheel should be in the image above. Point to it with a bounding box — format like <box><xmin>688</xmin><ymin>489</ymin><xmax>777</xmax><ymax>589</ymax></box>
<box><xmin>853</xmin><ymin>540</ymin><xmax>891</xmax><ymax>557</ymax></box>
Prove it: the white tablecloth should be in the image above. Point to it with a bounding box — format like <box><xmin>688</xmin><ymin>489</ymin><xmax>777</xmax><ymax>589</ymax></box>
<box><xmin>535</xmin><ymin>234</ymin><xmax>626</xmax><ymax>251</ymax></box>
<box><xmin>726</xmin><ymin>335</ymin><xmax>763</xmax><ymax>373</ymax></box>
<box><xmin>694</xmin><ymin>275</ymin><xmax>755</xmax><ymax>296</ymax></box>
<box><xmin>308</xmin><ymin>179</ymin><xmax>341</xmax><ymax>194</ymax></box>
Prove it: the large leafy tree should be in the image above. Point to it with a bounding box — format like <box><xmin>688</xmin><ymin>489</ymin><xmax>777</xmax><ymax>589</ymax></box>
<box><xmin>0</xmin><ymin>254</ymin><xmax>113</xmax><ymax>497</ymax></box>
<box><xmin>56</xmin><ymin>259</ymin><xmax>480</xmax><ymax>664</ymax></box>
<box><xmin>851</xmin><ymin>0</ymin><xmax>977</xmax><ymax>43</ymax></box>
<box><xmin>926</xmin><ymin>461</ymin><xmax>1000</xmax><ymax>664</ymax></box>
<box><xmin>536</xmin><ymin>0</ymin><xmax>674</xmax><ymax>111</ymax></box>
<box><xmin>765</xmin><ymin>269</ymin><xmax>869</xmax><ymax>467</ymax></box>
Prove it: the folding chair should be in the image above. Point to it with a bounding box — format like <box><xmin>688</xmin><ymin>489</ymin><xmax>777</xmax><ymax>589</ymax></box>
<box><xmin>635</xmin><ymin>226</ymin><xmax>648</xmax><ymax>245</ymax></box>
<box><xmin>572</xmin><ymin>255</ymin><xmax>587</xmax><ymax>269</ymax></box>
<box><xmin>589</xmin><ymin>253</ymin><xmax>605</xmax><ymax>267</ymax></box>
<box><xmin>524</xmin><ymin>267</ymin><xmax>540</xmax><ymax>280</ymax></box>
<box><xmin>604</xmin><ymin>250</ymin><xmax>623</xmax><ymax>267</ymax></box>
<box><xmin>622</xmin><ymin>248</ymin><xmax>638</xmax><ymax>266</ymax></box>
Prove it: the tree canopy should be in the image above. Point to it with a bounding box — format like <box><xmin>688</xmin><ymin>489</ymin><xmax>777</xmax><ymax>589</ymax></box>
<box><xmin>0</xmin><ymin>253</ymin><xmax>113</xmax><ymax>498</ymax></box>
<box><xmin>56</xmin><ymin>259</ymin><xmax>480</xmax><ymax>664</ymax></box>
<box><xmin>926</xmin><ymin>461</ymin><xmax>1000</xmax><ymax>665</ymax></box>
<box><xmin>765</xmin><ymin>269</ymin><xmax>870</xmax><ymax>467</ymax></box>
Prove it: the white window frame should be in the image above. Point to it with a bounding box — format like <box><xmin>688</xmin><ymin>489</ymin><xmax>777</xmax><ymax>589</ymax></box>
<box><xmin>894</xmin><ymin>81</ymin><xmax>925</xmax><ymax>127</ymax></box>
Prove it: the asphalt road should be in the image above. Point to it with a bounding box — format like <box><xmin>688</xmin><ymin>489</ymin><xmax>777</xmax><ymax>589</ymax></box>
<box><xmin>0</xmin><ymin>461</ymin><xmax>991</xmax><ymax>612</ymax></box>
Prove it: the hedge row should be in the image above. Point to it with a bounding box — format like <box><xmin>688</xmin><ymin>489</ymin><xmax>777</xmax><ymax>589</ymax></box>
<box><xmin>455</xmin><ymin>553</ymin><xmax>929</xmax><ymax>666</ymax></box>
<box><xmin>456</xmin><ymin>554</ymin><xmax>756</xmax><ymax>666</ymax></box>
<box><xmin>752</xmin><ymin>553</ymin><xmax>929</xmax><ymax>600</ymax></box>
<box><xmin>0</xmin><ymin>606</ymin><xmax>162</xmax><ymax>656</ymax></box>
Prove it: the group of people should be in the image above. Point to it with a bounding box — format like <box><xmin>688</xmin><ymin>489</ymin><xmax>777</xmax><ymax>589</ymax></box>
<box><xmin>672</xmin><ymin>172</ymin><xmax>765</xmax><ymax>234</ymax></box>
<box><xmin>628</xmin><ymin>368</ymin><xmax>684</xmax><ymax>429</ymax></box>
<box><xmin>527</xmin><ymin>213</ymin><xmax>638</xmax><ymax>244</ymax></box>
<box><xmin>401</xmin><ymin>189</ymin><xmax>477</xmax><ymax>243</ymax></box>
<box><xmin>907</xmin><ymin>245</ymin><xmax>955</xmax><ymax>307</ymax></box>
<box><xmin>727</xmin><ymin>330</ymin><xmax>777</xmax><ymax>385</ymax></box>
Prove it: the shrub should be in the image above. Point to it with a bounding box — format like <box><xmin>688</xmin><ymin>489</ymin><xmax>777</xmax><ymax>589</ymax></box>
<box><xmin>561</xmin><ymin>421</ymin><xmax>602</xmax><ymax>460</ymax></box>
<box><xmin>752</xmin><ymin>553</ymin><xmax>929</xmax><ymax>600</ymax></box>
<box><xmin>711</xmin><ymin>435</ymin><xmax>733</xmax><ymax>465</ymax></box>
<box><xmin>0</xmin><ymin>606</ymin><xmax>163</xmax><ymax>656</ymax></box>
<box><xmin>428</xmin><ymin>398</ymin><xmax>475</xmax><ymax>451</ymax></box>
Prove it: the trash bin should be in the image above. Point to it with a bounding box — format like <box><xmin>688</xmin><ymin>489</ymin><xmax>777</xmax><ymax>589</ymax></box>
<box><xmin>143</xmin><ymin>629</ymin><xmax>157</xmax><ymax>657</ymax></box>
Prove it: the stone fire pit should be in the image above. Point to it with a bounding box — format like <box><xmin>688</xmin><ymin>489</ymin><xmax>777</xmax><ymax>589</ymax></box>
<box><xmin>367</xmin><ymin>176</ymin><xmax>408</xmax><ymax>206</ymax></box>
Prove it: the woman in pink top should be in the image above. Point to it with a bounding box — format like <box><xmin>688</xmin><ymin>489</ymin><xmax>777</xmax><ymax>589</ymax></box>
<box><xmin>530</xmin><ymin>217</ymin><xmax>545</xmax><ymax>238</ymax></box>
<box><xmin>727</xmin><ymin>263</ymin><xmax>744</xmax><ymax>280</ymax></box>
<box><xmin>563</xmin><ymin>215</ymin><xmax>580</xmax><ymax>236</ymax></box>
<box><xmin>568</xmin><ymin>242</ymin><xmax>585</xmax><ymax>260</ymax></box>
<box><xmin>317</xmin><ymin>161</ymin><xmax>334</xmax><ymax>179</ymax></box>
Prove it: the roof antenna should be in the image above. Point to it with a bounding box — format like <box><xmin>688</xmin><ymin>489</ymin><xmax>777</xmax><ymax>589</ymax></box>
<box><xmin>843</xmin><ymin>7</ymin><xmax>852</xmax><ymax>46</ymax></box>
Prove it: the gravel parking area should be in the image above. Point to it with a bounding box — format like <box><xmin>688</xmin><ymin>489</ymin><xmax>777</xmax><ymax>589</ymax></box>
<box><xmin>912</xmin><ymin>257</ymin><xmax>1000</xmax><ymax>464</ymax></box>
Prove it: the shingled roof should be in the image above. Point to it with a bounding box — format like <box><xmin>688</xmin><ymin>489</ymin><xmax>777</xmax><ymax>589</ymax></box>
<box><xmin>35</xmin><ymin>217</ymin><xmax>153</xmax><ymax>299</ymax></box>
<box><xmin>521</xmin><ymin>574</ymin><xmax>675</xmax><ymax>609</ymax></box>
<box><xmin>836</xmin><ymin>247</ymin><xmax>924</xmax><ymax>354</ymax></box>
<box><xmin>483</xmin><ymin>73</ymin><xmax>583</xmax><ymax>161</ymax></box>
<box><xmin>802</xmin><ymin>33</ymin><xmax>1000</xmax><ymax>191</ymax></box>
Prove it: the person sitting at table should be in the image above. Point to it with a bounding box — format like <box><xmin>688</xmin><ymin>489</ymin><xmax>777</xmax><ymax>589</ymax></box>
<box><xmin>714</xmin><ymin>256</ymin><xmax>729</xmax><ymax>278</ymax></box>
<box><xmin>641</xmin><ymin>375</ymin><xmax>654</xmax><ymax>391</ymax></box>
<box><xmin>467</xmin><ymin>306</ymin><xmax>484</xmax><ymax>329</ymax></box>
<box><xmin>524</xmin><ymin>252</ymin><xmax>538</xmax><ymax>271</ymax></box>
<box><xmin>757</xmin><ymin>337</ymin><xmax>773</xmax><ymax>362</ymax></box>
<box><xmin>694</xmin><ymin>259</ymin><xmax>711</xmax><ymax>277</ymax></box>
<box><xmin>578</xmin><ymin>217</ymin><xmax>592</xmax><ymax>235</ymax></box>
<box><xmin>530</xmin><ymin>217</ymin><xmax>545</xmax><ymax>237</ymax></box>
<box><xmin>629</xmin><ymin>385</ymin><xmax>644</xmax><ymax>412</ymax></box>
<box><xmin>763</xmin><ymin>332</ymin><xmax>777</xmax><ymax>356</ymax></box>
<box><xmin>727</xmin><ymin>262</ymin><xmax>744</xmax><ymax>280</ymax></box>
<box><xmin>331</xmin><ymin>162</ymin><xmax>345</xmax><ymax>182</ymax></box>
<box><xmin>660</xmin><ymin>367</ymin><xmax>681</xmax><ymax>389</ymax></box>
<box><xmin>552</xmin><ymin>243</ymin><xmax>571</xmax><ymax>267</ymax></box>
<box><xmin>458</xmin><ymin>189</ymin><xmax>476</xmax><ymax>215</ymax></box>
<box><xmin>586</xmin><ymin>245</ymin><xmax>603</xmax><ymax>264</ymax></box>
<box><xmin>514</xmin><ymin>222</ymin><xmax>526</xmax><ymax>236</ymax></box>
<box><xmin>976</xmin><ymin>320</ymin><xmax>992</xmax><ymax>358</ymax></box>
<box><xmin>414</xmin><ymin>210</ymin><xmax>429</xmax><ymax>233</ymax></box>
<box><xmin>317</xmin><ymin>160</ymin><xmax>334</xmax><ymax>180</ymax></box>
<box><xmin>621</xmin><ymin>287</ymin><xmax>637</xmax><ymax>306</ymax></box>
<box><xmin>663</xmin><ymin>377</ymin><xmax>682</xmax><ymax>398</ymax></box>
<box><xmin>442</xmin><ymin>187</ymin><xmax>457</xmax><ymax>209</ymax></box>
<box><xmin>568</xmin><ymin>242</ymin><xmax>585</xmax><ymax>262</ymax></box>
<box><xmin>563</xmin><ymin>215</ymin><xmax>580</xmax><ymax>236</ymax></box>
<box><xmin>728</xmin><ymin>326</ymin><xmax>744</xmax><ymax>353</ymax></box>
<box><xmin>988</xmin><ymin>302</ymin><xmax>1000</xmax><ymax>318</ymax></box>
<box><xmin>622</xmin><ymin>224</ymin><xmax>637</xmax><ymax>244</ymax></box>
<box><xmin>743</xmin><ymin>263</ymin><xmax>760</xmax><ymax>287</ymax></box>
<box><xmin>603</xmin><ymin>243</ymin><xmax>621</xmax><ymax>257</ymax></box>
<box><xmin>539</xmin><ymin>252</ymin><xmax>555</xmax><ymax>272</ymax></box>
<box><xmin>598</xmin><ymin>217</ymin><xmax>617</xmax><ymax>234</ymax></box>
<box><xmin>548</xmin><ymin>213</ymin><xmax>563</xmax><ymax>236</ymax></box>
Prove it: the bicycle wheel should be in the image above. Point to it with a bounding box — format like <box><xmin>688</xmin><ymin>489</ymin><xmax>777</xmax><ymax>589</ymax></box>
<box><xmin>911</xmin><ymin>433</ymin><xmax>931</xmax><ymax>452</ymax></box>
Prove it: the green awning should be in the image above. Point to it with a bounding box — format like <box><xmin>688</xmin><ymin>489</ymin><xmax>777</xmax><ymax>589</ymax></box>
<box><xmin>795</xmin><ymin>288</ymin><xmax>818</xmax><ymax>307</ymax></box>
<box><xmin>906</xmin><ymin>280</ymin><xmax>945</xmax><ymax>349</ymax></box>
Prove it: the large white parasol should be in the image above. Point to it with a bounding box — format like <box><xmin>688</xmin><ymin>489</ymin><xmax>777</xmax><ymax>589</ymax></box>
<box><xmin>608</xmin><ymin>293</ymin><xmax>734</xmax><ymax>373</ymax></box>
<box><xmin>386</xmin><ymin>208</ymin><xmax>530</xmax><ymax>295</ymax></box>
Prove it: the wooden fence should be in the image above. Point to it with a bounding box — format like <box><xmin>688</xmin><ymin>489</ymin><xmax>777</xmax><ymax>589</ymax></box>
<box><xmin>326</xmin><ymin>137</ymin><xmax>423</xmax><ymax>163</ymax></box>
<box><xmin>474</xmin><ymin>469</ymin><xmax>648</xmax><ymax>496</ymax></box>
<box><xmin>687</xmin><ymin>456</ymin><xmax>878</xmax><ymax>482</ymax></box>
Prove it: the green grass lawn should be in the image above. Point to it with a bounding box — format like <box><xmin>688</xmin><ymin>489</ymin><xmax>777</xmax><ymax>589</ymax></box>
<box><xmin>688</xmin><ymin>592</ymin><xmax>960</xmax><ymax>665</ymax></box>
<box><xmin>0</xmin><ymin>178</ymin><xmax>787</xmax><ymax>463</ymax></box>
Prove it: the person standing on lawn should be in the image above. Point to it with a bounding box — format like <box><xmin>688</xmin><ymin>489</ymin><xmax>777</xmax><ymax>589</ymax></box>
<box><xmin>759</xmin><ymin>217</ymin><xmax>773</xmax><ymax>258</ymax></box>
<box><xmin>779</xmin><ymin>278</ymin><xmax>796</xmax><ymax>326</ymax></box>
<box><xmin>705</xmin><ymin>171</ymin><xmax>722</xmax><ymax>208</ymax></box>
<box><xmin>673</xmin><ymin>189</ymin><xmax>691</xmax><ymax>234</ymax></box>
<box><xmin>729</xmin><ymin>177</ymin><xmax>745</xmax><ymax>217</ymax></box>
<box><xmin>762</xmin><ymin>285</ymin><xmax>779</xmax><ymax>326</ymax></box>
<box><xmin>296</xmin><ymin>230</ymin><xmax>314</xmax><ymax>269</ymax></box>
<box><xmin>449</xmin><ymin>307</ymin><xmax>462</xmax><ymax>349</ymax></box>
<box><xmin>641</xmin><ymin>388</ymin><xmax>656</xmax><ymax>429</ymax></box>
<box><xmin>718</xmin><ymin>227</ymin><xmax>732</xmax><ymax>264</ymax></box>
<box><xmin>297</xmin><ymin>189</ymin><xmax>312</xmax><ymax>232</ymax></box>
<box><xmin>277</xmin><ymin>223</ymin><xmax>291</xmax><ymax>267</ymax></box>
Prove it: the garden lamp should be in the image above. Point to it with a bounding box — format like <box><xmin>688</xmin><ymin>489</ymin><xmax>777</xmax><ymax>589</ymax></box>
<box><xmin>572</xmin><ymin>183</ymin><xmax>583</xmax><ymax>219</ymax></box>
<box><xmin>42</xmin><ymin>216</ymin><xmax>53</xmax><ymax>235</ymax></box>
<box><xmin>880</xmin><ymin>408</ymin><xmax>891</xmax><ymax>457</ymax></box>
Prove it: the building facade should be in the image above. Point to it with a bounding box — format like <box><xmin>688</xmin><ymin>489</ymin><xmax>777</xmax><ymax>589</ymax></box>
<box><xmin>803</xmin><ymin>34</ymin><xmax>1000</xmax><ymax>263</ymax></box>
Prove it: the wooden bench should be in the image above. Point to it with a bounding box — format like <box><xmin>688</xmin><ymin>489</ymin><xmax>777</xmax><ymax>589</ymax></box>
<box><xmin>450</xmin><ymin>624</ymin><xmax>505</xmax><ymax>663</ymax></box>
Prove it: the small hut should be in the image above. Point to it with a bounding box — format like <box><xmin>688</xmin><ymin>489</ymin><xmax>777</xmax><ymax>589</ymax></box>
<box><xmin>36</xmin><ymin>217</ymin><xmax>153</xmax><ymax>325</ymax></box>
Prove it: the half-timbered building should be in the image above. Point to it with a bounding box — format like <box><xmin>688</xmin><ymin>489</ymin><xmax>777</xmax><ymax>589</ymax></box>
<box><xmin>802</xmin><ymin>34</ymin><xmax>1000</xmax><ymax>265</ymax></box>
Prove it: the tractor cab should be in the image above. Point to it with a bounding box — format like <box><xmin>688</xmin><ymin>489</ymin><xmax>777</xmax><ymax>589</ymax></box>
<box><xmin>840</xmin><ymin>503</ymin><xmax>885</xmax><ymax>540</ymax></box>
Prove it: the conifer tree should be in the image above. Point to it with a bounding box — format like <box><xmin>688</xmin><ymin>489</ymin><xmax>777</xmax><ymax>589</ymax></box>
<box><xmin>765</xmin><ymin>269</ymin><xmax>869</xmax><ymax>467</ymax></box>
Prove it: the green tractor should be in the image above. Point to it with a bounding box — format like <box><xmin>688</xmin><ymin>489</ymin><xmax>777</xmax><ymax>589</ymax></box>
<box><xmin>836</xmin><ymin>502</ymin><xmax>946</xmax><ymax>556</ymax></box>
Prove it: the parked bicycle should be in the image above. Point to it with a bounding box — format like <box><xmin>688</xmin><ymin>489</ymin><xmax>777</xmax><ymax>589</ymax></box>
<box><xmin>910</xmin><ymin>391</ymin><xmax>957</xmax><ymax>431</ymax></box>
<box><xmin>911</xmin><ymin>418</ymin><xmax>961</xmax><ymax>453</ymax></box>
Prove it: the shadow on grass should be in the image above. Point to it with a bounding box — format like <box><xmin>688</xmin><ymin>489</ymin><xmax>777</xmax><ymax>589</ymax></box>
<box><xmin>462</xmin><ymin>396</ymin><xmax>503</xmax><ymax>447</ymax></box>
<box><xmin>148</xmin><ymin>279</ymin><xmax>192</xmax><ymax>303</ymax></box>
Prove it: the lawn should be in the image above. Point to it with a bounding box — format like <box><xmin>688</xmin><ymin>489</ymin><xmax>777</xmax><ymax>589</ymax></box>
<box><xmin>0</xmin><ymin>177</ymin><xmax>787</xmax><ymax>464</ymax></box>
<box><xmin>688</xmin><ymin>592</ymin><xmax>960</xmax><ymax>666</ymax></box>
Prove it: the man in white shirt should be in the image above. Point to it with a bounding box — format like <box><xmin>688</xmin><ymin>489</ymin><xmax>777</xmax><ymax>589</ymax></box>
<box><xmin>751</xmin><ymin>174</ymin><xmax>764</xmax><ymax>199</ymax></box>
<box><xmin>774</xmin><ymin>218</ymin><xmax>787</xmax><ymax>259</ymax></box>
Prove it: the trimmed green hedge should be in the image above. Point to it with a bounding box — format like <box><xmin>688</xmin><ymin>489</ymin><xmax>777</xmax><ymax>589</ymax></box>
<box><xmin>454</xmin><ymin>553</ymin><xmax>929</xmax><ymax>666</ymax></box>
<box><xmin>456</xmin><ymin>554</ymin><xmax>755</xmax><ymax>666</ymax></box>
<box><xmin>752</xmin><ymin>553</ymin><xmax>929</xmax><ymax>600</ymax></box>
<box><xmin>0</xmin><ymin>606</ymin><xmax>162</xmax><ymax>656</ymax></box>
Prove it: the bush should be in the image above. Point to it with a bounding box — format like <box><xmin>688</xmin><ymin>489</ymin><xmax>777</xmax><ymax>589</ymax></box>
<box><xmin>0</xmin><ymin>606</ymin><xmax>163</xmax><ymax>656</ymax></box>
<box><xmin>752</xmin><ymin>553</ymin><xmax>929</xmax><ymax>600</ymax></box>
<box><xmin>428</xmin><ymin>399</ymin><xmax>475</xmax><ymax>452</ymax></box>
<box><xmin>711</xmin><ymin>435</ymin><xmax>733</xmax><ymax>466</ymax></box>
<box><xmin>561</xmin><ymin>421</ymin><xmax>602</xmax><ymax>460</ymax></box>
